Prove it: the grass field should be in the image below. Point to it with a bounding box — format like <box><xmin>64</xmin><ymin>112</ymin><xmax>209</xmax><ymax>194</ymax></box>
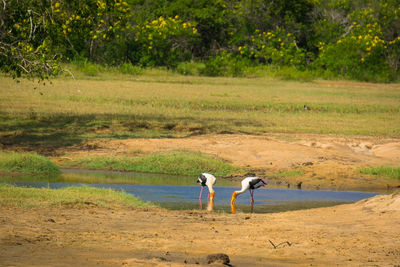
<box><xmin>1</xmin><ymin>71</ymin><xmax>399</xmax><ymax>154</ymax></box>
<box><xmin>0</xmin><ymin>152</ymin><xmax>60</xmax><ymax>174</ymax></box>
<box><xmin>0</xmin><ymin>183</ymin><xmax>154</xmax><ymax>208</ymax></box>
<box><xmin>61</xmin><ymin>150</ymin><xmax>245</xmax><ymax>176</ymax></box>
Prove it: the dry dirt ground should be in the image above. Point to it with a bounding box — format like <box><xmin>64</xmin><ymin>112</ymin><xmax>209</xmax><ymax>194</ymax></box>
<box><xmin>55</xmin><ymin>133</ymin><xmax>400</xmax><ymax>191</ymax></box>
<box><xmin>1</xmin><ymin>193</ymin><xmax>400</xmax><ymax>266</ymax></box>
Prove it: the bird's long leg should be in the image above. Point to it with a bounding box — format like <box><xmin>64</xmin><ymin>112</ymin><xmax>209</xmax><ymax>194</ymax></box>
<box><xmin>250</xmin><ymin>189</ymin><xmax>254</xmax><ymax>213</ymax></box>
<box><xmin>199</xmin><ymin>186</ymin><xmax>203</xmax><ymax>200</ymax></box>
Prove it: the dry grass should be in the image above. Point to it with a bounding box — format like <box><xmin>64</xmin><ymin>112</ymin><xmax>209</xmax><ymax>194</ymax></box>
<box><xmin>1</xmin><ymin>72</ymin><xmax>399</xmax><ymax>148</ymax></box>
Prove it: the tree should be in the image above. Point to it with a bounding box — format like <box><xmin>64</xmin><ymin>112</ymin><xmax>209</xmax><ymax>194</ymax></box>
<box><xmin>0</xmin><ymin>0</ymin><xmax>61</xmax><ymax>79</ymax></box>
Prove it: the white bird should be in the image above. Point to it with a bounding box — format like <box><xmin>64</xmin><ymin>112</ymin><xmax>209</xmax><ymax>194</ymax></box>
<box><xmin>197</xmin><ymin>173</ymin><xmax>216</xmax><ymax>201</ymax></box>
<box><xmin>231</xmin><ymin>177</ymin><xmax>267</xmax><ymax>212</ymax></box>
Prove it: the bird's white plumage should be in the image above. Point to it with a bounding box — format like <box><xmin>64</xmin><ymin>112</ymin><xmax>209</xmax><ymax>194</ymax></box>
<box><xmin>197</xmin><ymin>173</ymin><xmax>216</xmax><ymax>200</ymax></box>
<box><xmin>202</xmin><ymin>173</ymin><xmax>216</xmax><ymax>191</ymax></box>
<box><xmin>236</xmin><ymin>177</ymin><xmax>263</xmax><ymax>195</ymax></box>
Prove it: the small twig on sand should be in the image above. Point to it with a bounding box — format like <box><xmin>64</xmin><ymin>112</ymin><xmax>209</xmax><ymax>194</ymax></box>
<box><xmin>269</xmin><ymin>240</ymin><xmax>292</xmax><ymax>249</ymax></box>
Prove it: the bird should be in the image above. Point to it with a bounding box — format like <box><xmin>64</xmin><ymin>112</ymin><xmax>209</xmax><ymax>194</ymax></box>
<box><xmin>231</xmin><ymin>177</ymin><xmax>267</xmax><ymax>213</ymax></box>
<box><xmin>197</xmin><ymin>173</ymin><xmax>216</xmax><ymax>201</ymax></box>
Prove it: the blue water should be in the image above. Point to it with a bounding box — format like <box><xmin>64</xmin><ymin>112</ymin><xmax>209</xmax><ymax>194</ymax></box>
<box><xmin>2</xmin><ymin>169</ymin><xmax>383</xmax><ymax>213</ymax></box>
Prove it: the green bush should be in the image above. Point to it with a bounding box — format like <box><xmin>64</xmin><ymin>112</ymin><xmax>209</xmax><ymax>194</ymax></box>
<box><xmin>200</xmin><ymin>52</ymin><xmax>252</xmax><ymax>77</ymax></box>
<box><xmin>119</xmin><ymin>63</ymin><xmax>144</xmax><ymax>75</ymax></box>
<box><xmin>176</xmin><ymin>61</ymin><xmax>205</xmax><ymax>76</ymax></box>
<box><xmin>237</xmin><ymin>28</ymin><xmax>309</xmax><ymax>69</ymax></box>
<box><xmin>0</xmin><ymin>152</ymin><xmax>60</xmax><ymax>174</ymax></box>
<box><xmin>314</xmin><ymin>3</ymin><xmax>400</xmax><ymax>82</ymax></box>
<box><xmin>128</xmin><ymin>16</ymin><xmax>200</xmax><ymax>68</ymax></box>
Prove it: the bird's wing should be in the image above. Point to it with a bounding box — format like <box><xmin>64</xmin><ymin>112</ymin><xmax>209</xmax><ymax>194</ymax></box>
<box><xmin>248</xmin><ymin>177</ymin><xmax>264</xmax><ymax>189</ymax></box>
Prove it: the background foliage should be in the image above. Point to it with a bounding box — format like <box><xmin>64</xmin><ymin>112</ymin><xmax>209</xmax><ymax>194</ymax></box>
<box><xmin>1</xmin><ymin>0</ymin><xmax>399</xmax><ymax>81</ymax></box>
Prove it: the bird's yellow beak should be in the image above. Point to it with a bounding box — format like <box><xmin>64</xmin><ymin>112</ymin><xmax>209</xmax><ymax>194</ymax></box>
<box><xmin>231</xmin><ymin>192</ymin><xmax>237</xmax><ymax>205</ymax></box>
<box><xmin>210</xmin><ymin>192</ymin><xmax>215</xmax><ymax>200</ymax></box>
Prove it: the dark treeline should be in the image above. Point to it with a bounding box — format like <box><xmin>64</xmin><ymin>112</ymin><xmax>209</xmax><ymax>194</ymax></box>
<box><xmin>1</xmin><ymin>0</ymin><xmax>399</xmax><ymax>81</ymax></box>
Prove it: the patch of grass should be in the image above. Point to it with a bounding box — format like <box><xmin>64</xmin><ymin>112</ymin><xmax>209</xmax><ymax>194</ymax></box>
<box><xmin>176</xmin><ymin>61</ymin><xmax>205</xmax><ymax>76</ymax></box>
<box><xmin>275</xmin><ymin>169</ymin><xmax>305</xmax><ymax>177</ymax></box>
<box><xmin>0</xmin><ymin>184</ymin><xmax>154</xmax><ymax>208</ymax></box>
<box><xmin>0</xmin><ymin>152</ymin><xmax>60</xmax><ymax>174</ymax></box>
<box><xmin>62</xmin><ymin>150</ymin><xmax>245</xmax><ymax>177</ymax></box>
<box><xmin>359</xmin><ymin>166</ymin><xmax>400</xmax><ymax>180</ymax></box>
<box><xmin>272</xmin><ymin>66</ymin><xmax>315</xmax><ymax>82</ymax></box>
<box><xmin>118</xmin><ymin>63</ymin><xmax>144</xmax><ymax>75</ymax></box>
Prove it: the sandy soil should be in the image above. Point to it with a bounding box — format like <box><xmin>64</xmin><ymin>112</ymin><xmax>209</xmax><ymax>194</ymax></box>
<box><xmin>54</xmin><ymin>133</ymin><xmax>400</xmax><ymax>191</ymax></box>
<box><xmin>1</xmin><ymin>193</ymin><xmax>399</xmax><ymax>266</ymax></box>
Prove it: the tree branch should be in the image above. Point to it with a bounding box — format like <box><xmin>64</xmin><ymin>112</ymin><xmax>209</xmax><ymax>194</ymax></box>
<box><xmin>269</xmin><ymin>240</ymin><xmax>292</xmax><ymax>249</ymax></box>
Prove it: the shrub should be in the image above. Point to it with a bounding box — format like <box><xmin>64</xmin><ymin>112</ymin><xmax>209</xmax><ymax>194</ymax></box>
<box><xmin>200</xmin><ymin>51</ymin><xmax>252</xmax><ymax>77</ymax></box>
<box><xmin>128</xmin><ymin>16</ymin><xmax>200</xmax><ymax>68</ymax></box>
<box><xmin>314</xmin><ymin>5</ymin><xmax>399</xmax><ymax>82</ymax></box>
<box><xmin>176</xmin><ymin>61</ymin><xmax>205</xmax><ymax>76</ymax></box>
<box><xmin>119</xmin><ymin>63</ymin><xmax>144</xmax><ymax>75</ymax></box>
<box><xmin>237</xmin><ymin>28</ymin><xmax>309</xmax><ymax>69</ymax></box>
<box><xmin>0</xmin><ymin>152</ymin><xmax>60</xmax><ymax>174</ymax></box>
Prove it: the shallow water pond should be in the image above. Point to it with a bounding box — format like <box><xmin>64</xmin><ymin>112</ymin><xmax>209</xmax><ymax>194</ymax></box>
<box><xmin>0</xmin><ymin>169</ymin><xmax>383</xmax><ymax>213</ymax></box>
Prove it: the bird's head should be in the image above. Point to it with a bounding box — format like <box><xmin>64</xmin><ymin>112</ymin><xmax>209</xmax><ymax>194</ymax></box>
<box><xmin>231</xmin><ymin>192</ymin><xmax>238</xmax><ymax>205</ymax></box>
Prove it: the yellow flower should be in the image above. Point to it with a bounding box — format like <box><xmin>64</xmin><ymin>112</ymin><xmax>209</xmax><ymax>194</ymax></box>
<box><xmin>55</xmin><ymin>2</ymin><xmax>60</xmax><ymax>8</ymax></box>
<box><xmin>148</xmin><ymin>46</ymin><xmax>152</xmax><ymax>50</ymax></box>
<box><xmin>93</xmin><ymin>35</ymin><xmax>97</xmax><ymax>39</ymax></box>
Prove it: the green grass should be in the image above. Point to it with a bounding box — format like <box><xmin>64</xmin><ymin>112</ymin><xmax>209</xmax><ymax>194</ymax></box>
<box><xmin>0</xmin><ymin>152</ymin><xmax>60</xmax><ymax>174</ymax></box>
<box><xmin>62</xmin><ymin>150</ymin><xmax>245</xmax><ymax>177</ymax></box>
<box><xmin>0</xmin><ymin>72</ymin><xmax>399</xmax><ymax>154</ymax></box>
<box><xmin>275</xmin><ymin>169</ymin><xmax>305</xmax><ymax>177</ymax></box>
<box><xmin>359</xmin><ymin>166</ymin><xmax>400</xmax><ymax>180</ymax></box>
<box><xmin>0</xmin><ymin>183</ymin><xmax>154</xmax><ymax>208</ymax></box>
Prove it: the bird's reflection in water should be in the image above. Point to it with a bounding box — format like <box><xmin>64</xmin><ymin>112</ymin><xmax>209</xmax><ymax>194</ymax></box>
<box><xmin>231</xmin><ymin>202</ymin><xmax>236</xmax><ymax>214</ymax></box>
<box><xmin>199</xmin><ymin>198</ymin><xmax>214</xmax><ymax>211</ymax></box>
<box><xmin>207</xmin><ymin>198</ymin><xmax>214</xmax><ymax>212</ymax></box>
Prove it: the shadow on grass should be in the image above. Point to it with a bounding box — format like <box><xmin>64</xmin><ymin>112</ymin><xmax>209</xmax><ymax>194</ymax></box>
<box><xmin>0</xmin><ymin>112</ymin><xmax>261</xmax><ymax>155</ymax></box>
